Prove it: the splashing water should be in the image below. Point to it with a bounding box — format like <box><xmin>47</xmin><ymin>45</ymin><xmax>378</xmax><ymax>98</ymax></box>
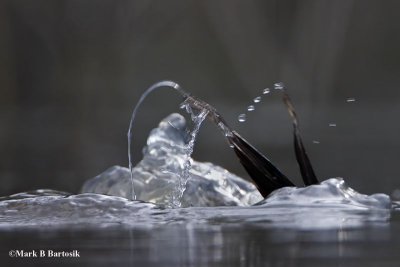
<box><xmin>0</xmin><ymin>75</ymin><xmax>396</xmax><ymax>231</ymax></box>
<box><xmin>83</xmin><ymin>110</ymin><xmax>392</xmax><ymax>211</ymax></box>
<box><xmin>127</xmin><ymin>81</ymin><xmax>190</xmax><ymax>201</ymax></box>
<box><xmin>178</xmin><ymin>92</ymin><xmax>235</xmax><ymax>139</ymax></box>
<box><xmin>172</xmin><ymin>108</ymin><xmax>209</xmax><ymax>207</ymax></box>
<box><xmin>0</xmin><ymin>188</ymin><xmax>392</xmax><ymax>230</ymax></box>
<box><xmin>83</xmin><ymin>113</ymin><xmax>262</xmax><ymax>207</ymax></box>
<box><xmin>127</xmin><ymin>80</ymin><xmax>235</xmax><ymax>205</ymax></box>
<box><xmin>0</xmin><ymin>172</ymin><xmax>392</xmax><ymax>230</ymax></box>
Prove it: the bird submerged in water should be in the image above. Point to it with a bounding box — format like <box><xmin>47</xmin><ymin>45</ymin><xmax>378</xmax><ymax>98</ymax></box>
<box><xmin>182</xmin><ymin>88</ymin><xmax>319</xmax><ymax>198</ymax></box>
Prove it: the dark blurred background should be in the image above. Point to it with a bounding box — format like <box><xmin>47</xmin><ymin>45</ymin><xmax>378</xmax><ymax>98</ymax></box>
<box><xmin>0</xmin><ymin>0</ymin><xmax>399</xmax><ymax>196</ymax></box>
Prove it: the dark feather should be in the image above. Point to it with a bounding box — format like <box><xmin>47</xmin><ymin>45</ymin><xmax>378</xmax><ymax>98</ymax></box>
<box><xmin>282</xmin><ymin>92</ymin><xmax>319</xmax><ymax>185</ymax></box>
<box><xmin>227</xmin><ymin>131</ymin><xmax>295</xmax><ymax>197</ymax></box>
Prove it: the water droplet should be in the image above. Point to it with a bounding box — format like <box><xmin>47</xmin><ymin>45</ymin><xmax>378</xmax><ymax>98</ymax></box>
<box><xmin>313</xmin><ymin>140</ymin><xmax>320</xmax><ymax>144</ymax></box>
<box><xmin>224</xmin><ymin>132</ymin><xmax>233</xmax><ymax>138</ymax></box>
<box><xmin>238</xmin><ymin>114</ymin><xmax>247</xmax><ymax>122</ymax></box>
<box><xmin>274</xmin><ymin>82</ymin><xmax>284</xmax><ymax>90</ymax></box>
<box><xmin>262</xmin><ymin>88</ymin><xmax>270</xmax><ymax>94</ymax></box>
<box><xmin>253</xmin><ymin>96</ymin><xmax>262</xmax><ymax>103</ymax></box>
<box><xmin>247</xmin><ymin>105</ymin><xmax>255</xmax><ymax>111</ymax></box>
<box><xmin>346</xmin><ymin>98</ymin><xmax>356</xmax><ymax>103</ymax></box>
<box><xmin>229</xmin><ymin>144</ymin><xmax>234</xmax><ymax>148</ymax></box>
<box><xmin>329</xmin><ymin>123</ymin><xmax>337</xmax><ymax>127</ymax></box>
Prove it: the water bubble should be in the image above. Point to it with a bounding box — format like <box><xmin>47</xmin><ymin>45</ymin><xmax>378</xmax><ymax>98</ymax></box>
<box><xmin>313</xmin><ymin>140</ymin><xmax>320</xmax><ymax>144</ymax></box>
<box><xmin>253</xmin><ymin>96</ymin><xmax>262</xmax><ymax>103</ymax></box>
<box><xmin>329</xmin><ymin>123</ymin><xmax>337</xmax><ymax>127</ymax></box>
<box><xmin>274</xmin><ymin>82</ymin><xmax>284</xmax><ymax>90</ymax></box>
<box><xmin>346</xmin><ymin>98</ymin><xmax>356</xmax><ymax>103</ymax></box>
<box><xmin>247</xmin><ymin>105</ymin><xmax>255</xmax><ymax>111</ymax></box>
<box><xmin>262</xmin><ymin>88</ymin><xmax>270</xmax><ymax>94</ymax></box>
<box><xmin>238</xmin><ymin>114</ymin><xmax>247</xmax><ymax>122</ymax></box>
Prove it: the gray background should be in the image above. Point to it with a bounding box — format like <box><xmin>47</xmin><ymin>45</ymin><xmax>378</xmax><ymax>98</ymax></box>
<box><xmin>0</xmin><ymin>0</ymin><xmax>399</xmax><ymax>196</ymax></box>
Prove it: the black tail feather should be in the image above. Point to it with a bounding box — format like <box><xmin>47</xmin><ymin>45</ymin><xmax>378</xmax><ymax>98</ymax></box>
<box><xmin>282</xmin><ymin>92</ymin><xmax>319</xmax><ymax>185</ymax></box>
<box><xmin>227</xmin><ymin>131</ymin><xmax>295</xmax><ymax>198</ymax></box>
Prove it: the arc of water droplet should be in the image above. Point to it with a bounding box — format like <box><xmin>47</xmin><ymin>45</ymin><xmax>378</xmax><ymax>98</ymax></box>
<box><xmin>238</xmin><ymin>113</ymin><xmax>246</xmax><ymax>122</ymax></box>
<box><xmin>263</xmin><ymin>88</ymin><xmax>270</xmax><ymax>94</ymax></box>
<box><xmin>247</xmin><ymin>105</ymin><xmax>255</xmax><ymax>111</ymax></box>
<box><xmin>274</xmin><ymin>82</ymin><xmax>284</xmax><ymax>90</ymax></box>
<box><xmin>237</xmin><ymin>86</ymin><xmax>275</xmax><ymax>123</ymax></box>
<box><xmin>127</xmin><ymin>81</ymin><xmax>189</xmax><ymax>201</ymax></box>
<box><xmin>253</xmin><ymin>96</ymin><xmax>262</xmax><ymax>103</ymax></box>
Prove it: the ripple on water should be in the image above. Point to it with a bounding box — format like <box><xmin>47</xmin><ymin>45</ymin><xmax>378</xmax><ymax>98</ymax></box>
<box><xmin>0</xmin><ymin>178</ymin><xmax>393</xmax><ymax>231</ymax></box>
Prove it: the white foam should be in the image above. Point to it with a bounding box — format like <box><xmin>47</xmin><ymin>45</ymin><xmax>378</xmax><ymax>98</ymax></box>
<box><xmin>258</xmin><ymin>178</ymin><xmax>391</xmax><ymax>210</ymax></box>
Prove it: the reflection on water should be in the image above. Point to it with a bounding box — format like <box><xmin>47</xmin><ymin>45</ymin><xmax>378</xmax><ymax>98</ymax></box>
<box><xmin>1</xmin><ymin>217</ymin><xmax>399</xmax><ymax>267</ymax></box>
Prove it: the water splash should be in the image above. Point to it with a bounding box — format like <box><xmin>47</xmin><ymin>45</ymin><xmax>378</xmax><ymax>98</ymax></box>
<box><xmin>1</xmin><ymin>178</ymin><xmax>392</xmax><ymax>230</ymax></box>
<box><xmin>127</xmin><ymin>81</ymin><xmax>189</xmax><ymax>201</ymax></box>
<box><xmin>257</xmin><ymin>178</ymin><xmax>391</xmax><ymax>210</ymax></box>
<box><xmin>127</xmin><ymin>80</ymin><xmax>236</xmax><ymax>205</ymax></box>
<box><xmin>84</xmin><ymin>113</ymin><xmax>262</xmax><ymax>207</ymax></box>
<box><xmin>172</xmin><ymin>108</ymin><xmax>209</xmax><ymax>207</ymax></box>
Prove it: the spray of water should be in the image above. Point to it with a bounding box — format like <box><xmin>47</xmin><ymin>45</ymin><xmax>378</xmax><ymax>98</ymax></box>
<box><xmin>128</xmin><ymin>81</ymin><xmax>223</xmax><ymax>204</ymax></box>
<box><xmin>171</xmin><ymin>108</ymin><xmax>209</xmax><ymax>207</ymax></box>
<box><xmin>127</xmin><ymin>81</ymin><xmax>188</xmax><ymax>201</ymax></box>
